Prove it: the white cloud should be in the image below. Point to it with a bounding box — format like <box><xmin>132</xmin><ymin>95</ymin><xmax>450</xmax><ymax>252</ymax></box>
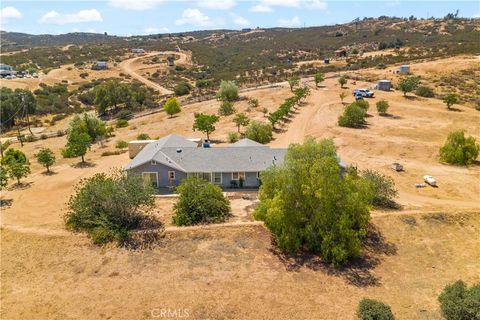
<box><xmin>278</xmin><ymin>16</ymin><xmax>301</xmax><ymax>27</ymax></box>
<box><xmin>144</xmin><ymin>26</ymin><xmax>169</xmax><ymax>34</ymax></box>
<box><xmin>305</xmin><ymin>0</ymin><xmax>327</xmax><ymax>10</ymax></box>
<box><xmin>262</xmin><ymin>0</ymin><xmax>300</xmax><ymax>7</ymax></box>
<box><xmin>473</xmin><ymin>12</ymin><xmax>480</xmax><ymax>18</ymax></box>
<box><xmin>0</xmin><ymin>6</ymin><xmax>23</xmax><ymax>24</ymax></box>
<box><xmin>108</xmin><ymin>0</ymin><xmax>163</xmax><ymax>11</ymax></box>
<box><xmin>198</xmin><ymin>0</ymin><xmax>236</xmax><ymax>10</ymax></box>
<box><xmin>175</xmin><ymin>8</ymin><xmax>221</xmax><ymax>27</ymax></box>
<box><xmin>250</xmin><ymin>4</ymin><xmax>272</xmax><ymax>13</ymax></box>
<box><xmin>230</xmin><ymin>13</ymin><xmax>249</xmax><ymax>26</ymax></box>
<box><xmin>39</xmin><ymin>9</ymin><xmax>103</xmax><ymax>25</ymax></box>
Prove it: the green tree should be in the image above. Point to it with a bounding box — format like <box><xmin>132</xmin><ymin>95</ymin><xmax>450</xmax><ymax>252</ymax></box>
<box><xmin>217</xmin><ymin>80</ymin><xmax>238</xmax><ymax>102</ymax></box>
<box><xmin>36</xmin><ymin>148</ymin><xmax>56</xmax><ymax>173</ymax></box>
<box><xmin>218</xmin><ymin>100</ymin><xmax>236</xmax><ymax>116</ymax></box>
<box><xmin>173</xmin><ymin>177</ymin><xmax>230</xmax><ymax>226</ymax></box>
<box><xmin>94</xmin><ymin>80</ymin><xmax>131</xmax><ymax>115</ymax></box>
<box><xmin>438</xmin><ymin>280</ymin><xmax>480</xmax><ymax>320</ymax></box>
<box><xmin>338</xmin><ymin>103</ymin><xmax>366</xmax><ymax>128</ymax></box>
<box><xmin>1</xmin><ymin>148</ymin><xmax>30</xmax><ymax>185</ymax></box>
<box><xmin>233</xmin><ymin>113</ymin><xmax>250</xmax><ymax>133</ymax></box>
<box><xmin>136</xmin><ymin>133</ymin><xmax>151</xmax><ymax>140</ymax></box>
<box><xmin>245</xmin><ymin>120</ymin><xmax>273</xmax><ymax>144</ymax></box>
<box><xmin>314</xmin><ymin>72</ymin><xmax>325</xmax><ymax>87</ymax></box>
<box><xmin>164</xmin><ymin>97</ymin><xmax>181</xmax><ymax>117</ymax></box>
<box><xmin>288</xmin><ymin>76</ymin><xmax>300</xmax><ymax>92</ymax></box>
<box><xmin>338</xmin><ymin>75</ymin><xmax>348</xmax><ymax>88</ymax></box>
<box><xmin>254</xmin><ymin>138</ymin><xmax>373</xmax><ymax>266</ymax></box>
<box><xmin>192</xmin><ymin>113</ymin><xmax>219</xmax><ymax>140</ymax></box>
<box><xmin>357</xmin><ymin>298</ymin><xmax>395</xmax><ymax>320</ymax></box>
<box><xmin>0</xmin><ymin>88</ymin><xmax>36</xmax><ymax>130</ymax></box>
<box><xmin>355</xmin><ymin>99</ymin><xmax>370</xmax><ymax>112</ymax></box>
<box><xmin>362</xmin><ymin>170</ymin><xmax>398</xmax><ymax>208</ymax></box>
<box><xmin>65</xmin><ymin>170</ymin><xmax>158</xmax><ymax>245</ymax></box>
<box><xmin>0</xmin><ymin>164</ymin><xmax>9</xmax><ymax>190</ymax></box>
<box><xmin>62</xmin><ymin>129</ymin><xmax>92</xmax><ymax>163</ymax></box>
<box><xmin>398</xmin><ymin>76</ymin><xmax>420</xmax><ymax>97</ymax></box>
<box><xmin>443</xmin><ymin>93</ymin><xmax>458</xmax><ymax>110</ymax></box>
<box><xmin>376</xmin><ymin>100</ymin><xmax>389</xmax><ymax>115</ymax></box>
<box><xmin>69</xmin><ymin>113</ymin><xmax>106</xmax><ymax>143</ymax></box>
<box><xmin>339</xmin><ymin>91</ymin><xmax>347</xmax><ymax>104</ymax></box>
<box><xmin>439</xmin><ymin>130</ymin><xmax>479</xmax><ymax>165</ymax></box>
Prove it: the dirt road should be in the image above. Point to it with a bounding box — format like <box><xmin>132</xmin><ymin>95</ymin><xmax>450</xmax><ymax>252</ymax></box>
<box><xmin>118</xmin><ymin>51</ymin><xmax>191</xmax><ymax>95</ymax></box>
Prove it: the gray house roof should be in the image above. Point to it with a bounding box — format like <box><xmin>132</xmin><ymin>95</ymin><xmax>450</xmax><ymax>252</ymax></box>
<box><xmin>125</xmin><ymin>135</ymin><xmax>286</xmax><ymax>172</ymax></box>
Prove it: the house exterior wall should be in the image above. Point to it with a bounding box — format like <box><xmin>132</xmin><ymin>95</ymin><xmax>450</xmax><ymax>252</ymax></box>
<box><xmin>130</xmin><ymin>163</ymin><xmax>262</xmax><ymax>188</ymax></box>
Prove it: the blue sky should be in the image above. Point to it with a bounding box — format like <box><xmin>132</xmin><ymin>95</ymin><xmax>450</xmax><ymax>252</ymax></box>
<box><xmin>1</xmin><ymin>1</ymin><xmax>479</xmax><ymax>36</ymax></box>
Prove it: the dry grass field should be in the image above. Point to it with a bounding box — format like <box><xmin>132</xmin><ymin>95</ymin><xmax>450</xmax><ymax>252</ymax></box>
<box><xmin>1</xmin><ymin>55</ymin><xmax>479</xmax><ymax>319</ymax></box>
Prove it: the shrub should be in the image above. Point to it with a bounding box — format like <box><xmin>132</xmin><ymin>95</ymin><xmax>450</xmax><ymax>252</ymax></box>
<box><xmin>40</xmin><ymin>134</ymin><xmax>48</xmax><ymax>140</ymax></box>
<box><xmin>65</xmin><ymin>170</ymin><xmax>158</xmax><ymax>245</ymax></box>
<box><xmin>362</xmin><ymin>170</ymin><xmax>398</xmax><ymax>208</ymax></box>
<box><xmin>218</xmin><ymin>100</ymin><xmax>236</xmax><ymax>116</ymax></box>
<box><xmin>52</xmin><ymin>114</ymin><xmax>67</xmax><ymax>122</ymax></box>
<box><xmin>439</xmin><ymin>130</ymin><xmax>479</xmax><ymax>165</ymax></box>
<box><xmin>25</xmin><ymin>135</ymin><xmax>36</xmax><ymax>142</ymax></box>
<box><xmin>217</xmin><ymin>80</ymin><xmax>238</xmax><ymax>101</ymax></box>
<box><xmin>101</xmin><ymin>150</ymin><xmax>125</xmax><ymax>156</ymax></box>
<box><xmin>163</xmin><ymin>97</ymin><xmax>181</xmax><ymax>117</ymax></box>
<box><xmin>172</xmin><ymin>177</ymin><xmax>230</xmax><ymax>226</ymax></box>
<box><xmin>338</xmin><ymin>104</ymin><xmax>366</xmax><ymax>128</ymax></box>
<box><xmin>36</xmin><ymin>148</ymin><xmax>55</xmax><ymax>173</ymax></box>
<box><xmin>415</xmin><ymin>86</ymin><xmax>435</xmax><ymax>98</ymax></box>
<box><xmin>195</xmin><ymin>79</ymin><xmax>214</xmax><ymax>88</ymax></box>
<box><xmin>137</xmin><ymin>133</ymin><xmax>151</xmax><ymax>140</ymax></box>
<box><xmin>376</xmin><ymin>100</ymin><xmax>389</xmax><ymax>115</ymax></box>
<box><xmin>248</xmin><ymin>98</ymin><xmax>259</xmax><ymax>109</ymax></box>
<box><xmin>338</xmin><ymin>75</ymin><xmax>348</xmax><ymax>88</ymax></box>
<box><xmin>116</xmin><ymin>140</ymin><xmax>128</xmax><ymax>149</ymax></box>
<box><xmin>438</xmin><ymin>280</ymin><xmax>480</xmax><ymax>320</ymax></box>
<box><xmin>228</xmin><ymin>132</ymin><xmax>239</xmax><ymax>143</ymax></box>
<box><xmin>254</xmin><ymin>138</ymin><xmax>373</xmax><ymax>267</ymax></box>
<box><xmin>115</xmin><ymin>109</ymin><xmax>133</xmax><ymax>120</ymax></box>
<box><xmin>357</xmin><ymin>298</ymin><xmax>395</xmax><ymax>320</ymax></box>
<box><xmin>354</xmin><ymin>99</ymin><xmax>370</xmax><ymax>112</ymax></box>
<box><xmin>57</xmin><ymin>130</ymin><xmax>65</xmax><ymax>137</ymax></box>
<box><xmin>116</xmin><ymin>119</ymin><xmax>129</xmax><ymax>128</ymax></box>
<box><xmin>173</xmin><ymin>82</ymin><xmax>192</xmax><ymax>96</ymax></box>
<box><xmin>245</xmin><ymin>121</ymin><xmax>273</xmax><ymax>144</ymax></box>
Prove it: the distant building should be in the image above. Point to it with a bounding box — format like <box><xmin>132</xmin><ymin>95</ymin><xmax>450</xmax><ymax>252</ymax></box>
<box><xmin>398</xmin><ymin>65</ymin><xmax>410</xmax><ymax>74</ymax></box>
<box><xmin>92</xmin><ymin>61</ymin><xmax>108</xmax><ymax>70</ymax></box>
<box><xmin>324</xmin><ymin>58</ymin><xmax>330</xmax><ymax>64</ymax></box>
<box><xmin>166</xmin><ymin>56</ymin><xmax>175</xmax><ymax>66</ymax></box>
<box><xmin>132</xmin><ymin>48</ymin><xmax>145</xmax><ymax>54</ymax></box>
<box><xmin>0</xmin><ymin>64</ymin><xmax>16</xmax><ymax>77</ymax></box>
<box><xmin>334</xmin><ymin>49</ymin><xmax>347</xmax><ymax>58</ymax></box>
<box><xmin>376</xmin><ymin>80</ymin><xmax>392</xmax><ymax>91</ymax></box>
<box><xmin>242</xmin><ymin>28</ymin><xmax>252</xmax><ymax>32</ymax></box>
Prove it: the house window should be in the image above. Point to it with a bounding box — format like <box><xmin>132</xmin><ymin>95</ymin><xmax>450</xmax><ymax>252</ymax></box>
<box><xmin>213</xmin><ymin>172</ymin><xmax>222</xmax><ymax>184</ymax></box>
<box><xmin>168</xmin><ymin>171</ymin><xmax>175</xmax><ymax>180</ymax></box>
<box><xmin>151</xmin><ymin>160</ymin><xmax>157</xmax><ymax>165</ymax></box>
<box><xmin>187</xmin><ymin>172</ymin><xmax>211</xmax><ymax>182</ymax></box>
<box><xmin>142</xmin><ymin>172</ymin><xmax>158</xmax><ymax>188</ymax></box>
<box><xmin>232</xmin><ymin>172</ymin><xmax>245</xmax><ymax>180</ymax></box>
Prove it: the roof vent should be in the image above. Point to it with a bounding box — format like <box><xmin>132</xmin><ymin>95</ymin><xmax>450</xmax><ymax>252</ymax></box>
<box><xmin>176</xmin><ymin>148</ymin><xmax>182</xmax><ymax>153</ymax></box>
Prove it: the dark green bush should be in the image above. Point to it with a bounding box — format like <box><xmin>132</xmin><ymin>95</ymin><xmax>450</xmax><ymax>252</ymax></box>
<box><xmin>357</xmin><ymin>298</ymin><xmax>395</xmax><ymax>320</ymax></box>
<box><xmin>218</xmin><ymin>100</ymin><xmax>236</xmax><ymax>116</ymax></box>
<box><xmin>65</xmin><ymin>170</ymin><xmax>158</xmax><ymax>245</ymax></box>
<box><xmin>338</xmin><ymin>104</ymin><xmax>366</xmax><ymax>128</ymax></box>
<box><xmin>115</xmin><ymin>109</ymin><xmax>133</xmax><ymax>120</ymax></box>
<box><xmin>136</xmin><ymin>133</ymin><xmax>151</xmax><ymax>140</ymax></box>
<box><xmin>116</xmin><ymin>119</ymin><xmax>129</xmax><ymax>128</ymax></box>
<box><xmin>173</xmin><ymin>82</ymin><xmax>192</xmax><ymax>96</ymax></box>
<box><xmin>415</xmin><ymin>86</ymin><xmax>435</xmax><ymax>98</ymax></box>
<box><xmin>438</xmin><ymin>280</ymin><xmax>480</xmax><ymax>320</ymax></box>
<box><xmin>172</xmin><ymin>177</ymin><xmax>230</xmax><ymax>226</ymax></box>
<box><xmin>116</xmin><ymin>140</ymin><xmax>128</xmax><ymax>149</ymax></box>
<box><xmin>245</xmin><ymin>121</ymin><xmax>273</xmax><ymax>144</ymax></box>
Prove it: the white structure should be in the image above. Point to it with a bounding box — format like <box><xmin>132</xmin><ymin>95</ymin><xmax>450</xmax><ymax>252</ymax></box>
<box><xmin>398</xmin><ymin>65</ymin><xmax>410</xmax><ymax>74</ymax></box>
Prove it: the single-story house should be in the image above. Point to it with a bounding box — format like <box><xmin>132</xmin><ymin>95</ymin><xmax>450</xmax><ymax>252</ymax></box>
<box><xmin>125</xmin><ymin>134</ymin><xmax>288</xmax><ymax>189</ymax></box>
<box><xmin>0</xmin><ymin>64</ymin><xmax>16</xmax><ymax>77</ymax></box>
<box><xmin>92</xmin><ymin>61</ymin><xmax>108</xmax><ymax>70</ymax></box>
<box><xmin>334</xmin><ymin>49</ymin><xmax>347</xmax><ymax>58</ymax></box>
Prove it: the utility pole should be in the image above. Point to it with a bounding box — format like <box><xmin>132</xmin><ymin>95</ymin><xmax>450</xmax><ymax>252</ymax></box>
<box><xmin>21</xmin><ymin>93</ymin><xmax>33</xmax><ymax>135</ymax></box>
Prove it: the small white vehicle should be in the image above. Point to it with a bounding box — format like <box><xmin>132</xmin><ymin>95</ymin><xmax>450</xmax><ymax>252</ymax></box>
<box><xmin>423</xmin><ymin>175</ymin><xmax>437</xmax><ymax>186</ymax></box>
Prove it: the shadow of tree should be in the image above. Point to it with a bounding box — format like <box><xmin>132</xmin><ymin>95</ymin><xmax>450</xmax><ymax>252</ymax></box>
<box><xmin>0</xmin><ymin>198</ymin><xmax>13</xmax><ymax>208</ymax></box>
<box><xmin>120</xmin><ymin>216</ymin><xmax>165</xmax><ymax>250</ymax></box>
<box><xmin>447</xmin><ymin>107</ymin><xmax>463</xmax><ymax>112</ymax></box>
<box><xmin>271</xmin><ymin>223</ymin><xmax>397</xmax><ymax>287</ymax></box>
<box><xmin>71</xmin><ymin>161</ymin><xmax>97</xmax><ymax>169</ymax></box>
<box><xmin>8</xmin><ymin>182</ymin><xmax>33</xmax><ymax>191</ymax></box>
<box><xmin>42</xmin><ymin>171</ymin><xmax>58</xmax><ymax>176</ymax></box>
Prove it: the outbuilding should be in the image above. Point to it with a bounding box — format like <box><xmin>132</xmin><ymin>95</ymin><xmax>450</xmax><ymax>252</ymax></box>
<box><xmin>376</xmin><ymin>80</ymin><xmax>392</xmax><ymax>91</ymax></box>
<box><xmin>398</xmin><ymin>65</ymin><xmax>410</xmax><ymax>74</ymax></box>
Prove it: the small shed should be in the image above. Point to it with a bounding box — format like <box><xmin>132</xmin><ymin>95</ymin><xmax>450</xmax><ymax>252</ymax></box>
<box><xmin>324</xmin><ymin>58</ymin><xmax>330</xmax><ymax>64</ymax></box>
<box><xmin>132</xmin><ymin>48</ymin><xmax>145</xmax><ymax>54</ymax></box>
<box><xmin>128</xmin><ymin>140</ymin><xmax>156</xmax><ymax>159</ymax></box>
<box><xmin>376</xmin><ymin>80</ymin><xmax>392</xmax><ymax>91</ymax></box>
<box><xmin>92</xmin><ymin>61</ymin><xmax>108</xmax><ymax>70</ymax></box>
<box><xmin>398</xmin><ymin>65</ymin><xmax>410</xmax><ymax>74</ymax></box>
<box><xmin>334</xmin><ymin>49</ymin><xmax>347</xmax><ymax>58</ymax></box>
